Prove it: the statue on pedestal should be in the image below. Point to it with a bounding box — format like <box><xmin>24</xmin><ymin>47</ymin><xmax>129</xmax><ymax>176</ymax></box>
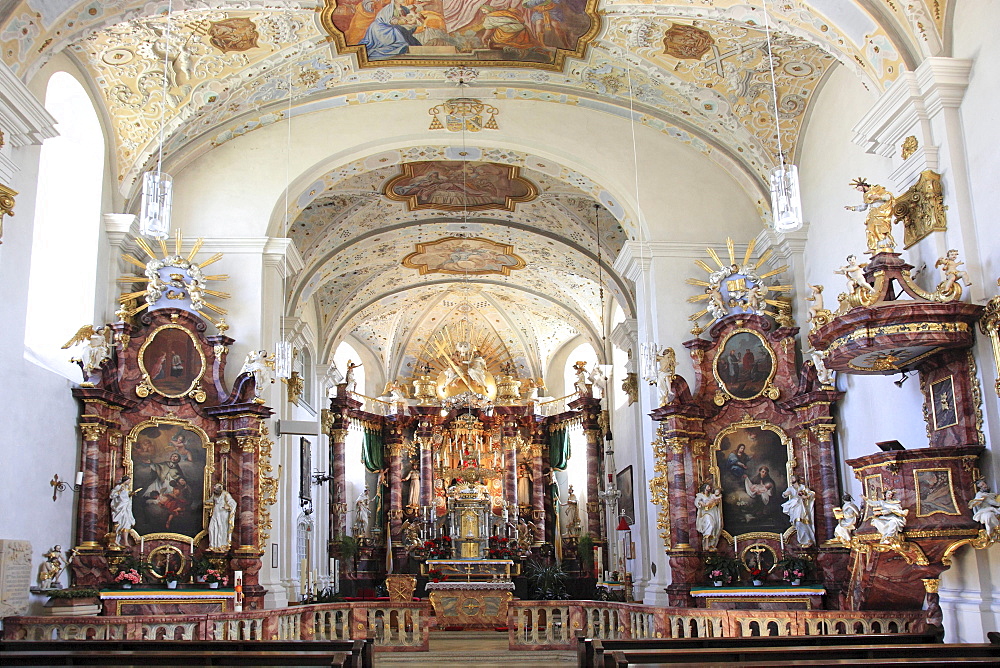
<box><xmin>781</xmin><ymin>475</ymin><xmax>816</xmax><ymax>547</ymax></box>
<box><xmin>354</xmin><ymin>485</ymin><xmax>371</xmax><ymax>537</ymax></box>
<box><xmin>110</xmin><ymin>475</ymin><xmax>137</xmax><ymax>547</ymax></box>
<box><xmin>870</xmin><ymin>488</ymin><xmax>908</xmax><ymax>543</ymax></box>
<box><xmin>208</xmin><ymin>483</ymin><xmax>237</xmax><ymax>551</ymax></box>
<box><xmin>37</xmin><ymin>545</ymin><xmax>73</xmax><ymax>589</ymax></box>
<box><xmin>845</xmin><ymin>178</ymin><xmax>897</xmax><ymax>254</ymax></box>
<box><xmin>833</xmin><ymin>493</ymin><xmax>861</xmax><ymax>545</ymax></box>
<box><xmin>694</xmin><ymin>483</ymin><xmax>723</xmax><ymax>550</ymax></box>
<box><xmin>969</xmin><ymin>479</ymin><xmax>1000</xmax><ymax>540</ymax></box>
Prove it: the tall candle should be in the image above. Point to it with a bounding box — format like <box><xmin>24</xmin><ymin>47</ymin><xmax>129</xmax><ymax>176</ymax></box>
<box><xmin>140</xmin><ymin>536</ymin><xmax>144</xmax><ymax>553</ymax></box>
<box><xmin>75</xmin><ymin>471</ymin><xmax>84</xmax><ymax>486</ymax></box>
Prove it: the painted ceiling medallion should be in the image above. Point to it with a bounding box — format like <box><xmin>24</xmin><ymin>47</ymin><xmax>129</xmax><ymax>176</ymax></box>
<box><xmin>208</xmin><ymin>18</ymin><xmax>260</xmax><ymax>53</ymax></box>
<box><xmin>662</xmin><ymin>23</ymin><xmax>714</xmax><ymax>60</ymax></box>
<box><xmin>384</xmin><ymin>161</ymin><xmax>537</xmax><ymax>212</ymax></box>
<box><xmin>319</xmin><ymin>0</ymin><xmax>600</xmax><ymax>70</ymax></box>
<box><xmin>403</xmin><ymin>236</ymin><xmax>526</xmax><ymax>276</ymax></box>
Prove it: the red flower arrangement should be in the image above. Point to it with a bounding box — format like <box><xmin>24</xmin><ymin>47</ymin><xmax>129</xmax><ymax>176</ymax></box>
<box><xmin>487</xmin><ymin>535</ymin><xmax>515</xmax><ymax>559</ymax></box>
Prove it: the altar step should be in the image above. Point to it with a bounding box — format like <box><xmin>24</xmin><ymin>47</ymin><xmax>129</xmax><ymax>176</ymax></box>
<box><xmin>377</xmin><ymin>630</ymin><xmax>575</xmax><ymax>666</ymax></box>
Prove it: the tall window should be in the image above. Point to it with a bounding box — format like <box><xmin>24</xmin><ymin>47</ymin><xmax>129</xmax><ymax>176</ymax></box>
<box><xmin>24</xmin><ymin>72</ymin><xmax>104</xmax><ymax>377</ymax></box>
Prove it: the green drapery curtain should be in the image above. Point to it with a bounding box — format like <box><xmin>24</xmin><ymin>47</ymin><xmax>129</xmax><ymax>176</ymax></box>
<box><xmin>361</xmin><ymin>426</ymin><xmax>386</xmax><ymax>529</ymax></box>
<box><xmin>549</xmin><ymin>425</ymin><xmax>570</xmax><ymax>471</ymax></box>
<box><xmin>362</xmin><ymin>426</ymin><xmax>385</xmax><ymax>472</ymax></box>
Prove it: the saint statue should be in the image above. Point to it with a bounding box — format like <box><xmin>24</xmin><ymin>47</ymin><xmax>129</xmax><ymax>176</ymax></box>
<box><xmin>845</xmin><ymin>178</ymin><xmax>897</xmax><ymax>254</ymax></box>
<box><xmin>516</xmin><ymin>464</ymin><xmax>531</xmax><ymax>507</ymax></box>
<box><xmin>110</xmin><ymin>475</ymin><xmax>137</xmax><ymax>546</ymax></box>
<box><xmin>240</xmin><ymin>350</ymin><xmax>274</xmax><ymax>399</ymax></box>
<box><xmin>656</xmin><ymin>347</ymin><xmax>676</xmax><ymax>406</ymax></box>
<box><xmin>38</xmin><ymin>545</ymin><xmax>72</xmax><ymax>589</ymax></box>
<box><xmin>694</xmin><ymin>483</ymin><xmax>723</xmax><ymax>550</ymax></box>
<box><xmin>345</xmin><ymin>360</ymin><xmax>361</xmax><ymax>394</ymax></box>
<box><xmin>354</xmin><ymin>485</ymin><xmax>371</xmax><ymax>537</ymax></box>
<box><xmin>572</xmin><ymin>361</ymin><xmax>591</xmax><ymax>397</ymax></box>
<box><xmin>402</xmin><ymin>460</ymin><xmax>420</xmax><ymax>508</ymax></box>
<box><xmin>870</xmin><ymin>488</ymin><xmax>908</xmax><ymax>543</ymax></box>
<box><xmin>833</xmin><ymin>493</ymin><xmax>861</xmax><ymax>545</ymax></box>
<box><xmin>969</xmin><ymin>479</ymin><xmax>1000</xmax><ymax>539</ymax></box>
<box><xmin>208</xmin><ymin>483</ymin><xmax>238</xmax><ymax>551</ymax></box>
<box><xmin>781</xmin><ymin>475</ymin><xmax>816</xmax><ymax>547</ymax></box>
<box><xmin>563</xmin><ymin>484</ymin><xmax>580</xmax><ymax>535</ymax></box>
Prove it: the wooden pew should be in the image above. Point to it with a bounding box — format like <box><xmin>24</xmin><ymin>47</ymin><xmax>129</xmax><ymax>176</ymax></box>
<box><xmin>597</xmin><ymin>642</ymin><xmax>1000</xmax><ymax>667</ymax></box>
<box><xmin>0</xmin><ymin>639</ymin><xmax>373</xmax><ymax>668</ymax></box>
<box><xmin>0</xmin><ymin>649</ymin><xmax>352</xmax><ymax>666</ymax></box>
<box><xmin>576</xmin><ymin>629</ymin><xmax>944</xmax><ymax>667</ymax></box>
<box><xmin>605</xmin><ymin>653</ymin><xmax>1000</xmax><ymax>667</ymax></box>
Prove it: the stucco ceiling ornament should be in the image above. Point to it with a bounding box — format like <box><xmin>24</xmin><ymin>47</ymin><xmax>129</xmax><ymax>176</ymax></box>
<box><xmin>208</xmin><ymin>17</ymin><xmax>260</xmax><ymax>53</ymax></box>
<box><xmin>662</xmin><ymin>23</ymin><xmax>715</xmax><ymax>60</ymax></box>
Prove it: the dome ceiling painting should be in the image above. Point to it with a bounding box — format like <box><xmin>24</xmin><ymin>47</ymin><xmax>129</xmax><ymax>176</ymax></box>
<box><xmin>0</xmin><ymin>1</ymin><xmax>950</xmax><ymax>376</ymax></box>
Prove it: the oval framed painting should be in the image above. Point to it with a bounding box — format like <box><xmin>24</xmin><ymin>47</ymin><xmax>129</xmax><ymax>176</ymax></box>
<box><xmin>138</xmin><ymin>324</ymin><xmax>206</xmax><ymax>398</ymax></box>
<box><xmin>713</xmin><ymin>329</ymin><xmax>776</xmax><ymax>401</ymax></box>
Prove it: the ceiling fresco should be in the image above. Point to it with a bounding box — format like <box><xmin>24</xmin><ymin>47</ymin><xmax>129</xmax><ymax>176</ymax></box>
<box><xmin>0</xmin><ymin>1</ymin><xmax>954</xmax><ymax>376</ymax></box>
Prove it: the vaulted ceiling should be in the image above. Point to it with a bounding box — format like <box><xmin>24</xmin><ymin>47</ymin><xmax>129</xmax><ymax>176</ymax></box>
<box><xmin>0</xmin><ymin>1</ymin><xmax>951</xmax><ymax>381</ymax></box>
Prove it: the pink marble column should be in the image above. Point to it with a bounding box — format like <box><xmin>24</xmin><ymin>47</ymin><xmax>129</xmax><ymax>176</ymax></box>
<box><xmin>387</xmin><ymin>442</ymin><xmax>403</xmax><ymax>538</ymax></box>
<box><xmin>419</xmin><ymin>439</ymin><xmax>433</xmax><ymax>507</ymax></box>
<box><xmin>810</xmin><ymin>424</ymin><xmax>841</xmax><ymax>543</ymax></box>
<box><xmin>329</xmin><ymin>427</ymin><xmax>348</xmax><ymax>537</ymax></box>
<box><xmin>667</xmin><ymin>440</ymin><xmax>691</xmax><ymax>548</ymax></box>
<box><xmin>585</xmin><ymin>427</ymin><xmax>603</xmax><ymax>538</ymax></box>
<box><xmin>237</xmin><ymin>434</ymin><xmax>259</xmax><ymax>550</ymax></box>
<box><xmin>530</xmin><ymin>443</ymin><xmax>545</xmax><ymax>539</ymax></box>
<box><xmin>504</xmin><ymin>426</ymin><xmax>518</xmax><ymax>516</ymax></box>
<box><xmin>77</xmin><ymin>422</ymin><xmax>107</xmax><ymax>549</ymax></box>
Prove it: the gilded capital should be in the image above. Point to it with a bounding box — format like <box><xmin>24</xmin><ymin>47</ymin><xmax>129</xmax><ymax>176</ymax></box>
<box><xmin>810</xmin><ymin>424</ymin><xmax>836</xmax><ymax>442</ymax></box>
<box><xmin>387</xmin><ymin>442</ymin><xmax>404</xmax><ymax>456</ymax></box>
<box><xmin>236</xmin><ymin>435</ymin><xmax>257</xmax><ymax>452</ymax></box>
<box><xmin>921</xmin><ymin>578</ymin><xmax>940</xmax><ymax>593</ymax></box>
<box><xmin>80</xmin><ymin>423</ymin><xmax>107</xmax><ymax>441</ymax></box>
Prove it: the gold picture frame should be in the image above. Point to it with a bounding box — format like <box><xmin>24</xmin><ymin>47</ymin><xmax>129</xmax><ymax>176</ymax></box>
<box><xmin>712</xmin><ymin>328</ymin><xmax>779</xmax><ymax>404</ymax></box>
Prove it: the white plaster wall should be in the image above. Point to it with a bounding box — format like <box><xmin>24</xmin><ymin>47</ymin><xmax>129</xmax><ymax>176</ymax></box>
<box><xmin>798</xmin><ymin>65</ymin><xmax>929</xmax><ymax>484</ymax></box>
<box><xmin>936</xmin><ymin>0</ymin><xmax>1000</xmax><ymax>641</ymax></box>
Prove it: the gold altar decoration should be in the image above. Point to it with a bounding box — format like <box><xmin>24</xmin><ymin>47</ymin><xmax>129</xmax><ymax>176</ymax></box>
<box><xmin>117</xmin><ymin>230</ymin><xmax>230</xmax><ymax>327</ymax></box>
<box><xmin>686</xmin><ymin>238</ymin><xmax>791</xmax><ymax>333</ymax></box>
<box><xmin>386</xmin><ymin>574</ymin><xmax>417</xmax><ymax>601</ymax></box>
<box><xmin>428</xmin><ymin>589</ymin><xmax>513</xmax><ymax>628</ymax></box>
<box><xmin>978</xmin><ymin>278</ymin><xmax>1000</xmax><ymax>397</ymax></box>
<box><xmin>897</xmin><ymin>170</ymin><xmax>946</xmax><ymax>249</ymax></box>
<box><xmin>901</xmin><ymin>136</ymin><xmax>919</xmax><ymax>160</ymax></box>
<box><xmin>0</xmin><ymin>182</ymin><xmax>15</xmax><ymax>245</ymax></box>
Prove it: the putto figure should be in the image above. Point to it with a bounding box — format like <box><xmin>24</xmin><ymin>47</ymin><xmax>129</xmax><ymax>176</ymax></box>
<box><xmin>934</xmin><ymin>249</ymin><xmax>972</xmax><ymax>299</ymax></box>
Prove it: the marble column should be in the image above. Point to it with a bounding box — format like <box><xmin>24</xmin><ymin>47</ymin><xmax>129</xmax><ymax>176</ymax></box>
<box><xmin>666</xmin><ymin>437</ymin><xmax>691</xmax><ymax>548</ymax></box>
<box><xmin>530</xmin><ymin>442</ymin><xmax>545</xmax><ymax>540</ymax></box>
<box><xmin>77</xmin><ymin>422</ymin><xmax>107</xmax><ymax>549</ymax></box>
<box><xmin>236</xmin><ymin>434</ymin><xmax>259</xmax><ymax>550</ymax></box>
<box><xmin>810</xmin><ymin>424</ymin><xmax>841</xmax><ymax>543</ymax></box>
<box><xmin>386</xmin><ymin>441</ymin><xmax>404</xmax><ymax>539</ymax></box>
<box><xmin>585</xmin><ymin>427</ymin><xmax>603</xmax><ymax>538</ymax></box>
<box><xmin>419</xmin><ymin>437</ymin><xmax>433</xmax><ymax>508</ymax></box>
<box><xmin>329</xmin><ymin>426</ymin><xmax>348</xmax><ymax>537</ymax></box>
<box><xmin>504</xmin><ymin>424</ymin><xmax>518</xmax><ymax>517</ymax></box>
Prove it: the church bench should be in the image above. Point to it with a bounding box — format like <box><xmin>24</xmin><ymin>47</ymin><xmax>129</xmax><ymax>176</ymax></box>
<box><xmin>605</xmin><ymin>654</ymin><xmax>1000</xmax><ymax>668</ymax></box>
<box><xmin>576</xmin><ymin>629</ymin><xmax>944</xmax><ymax>667</ymax></box>
<box><xmin>0</xmin><ymin>649</ymin><xmax>353</xmax><ymax>666</ymax></box>
<box><xmin>596</xmin><ymin>642</ymin><xmax>1000</xmax><ymax>667</ymax></box>
<box><xmin>0</xmin><ymin>639</ymin><xmax>372</xmax><ymax>668</ymax></box>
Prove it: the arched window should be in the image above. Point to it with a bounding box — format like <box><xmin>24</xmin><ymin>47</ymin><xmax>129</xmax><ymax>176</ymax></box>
<box><xmin>24</xmin><ymin>71</ymin><xmax>104</xmax><ymax>377</ymax></box>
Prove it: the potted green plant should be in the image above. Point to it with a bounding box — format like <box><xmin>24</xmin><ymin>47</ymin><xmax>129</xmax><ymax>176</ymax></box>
<box><xmin>704</xmin><ymin>554</ymin><xmax>739</xmax><ymax>586</ymax></box>
<box><xmin>775</xmin><ymin>556</ymin><xmax>811</xmax><ymax>585</ymax></box>
<box><xmin>163</xmin><ymin>570</ymin><xmax>180</xmax><ymax>589</ymax></box>
<box><xmin>525</xmin><ymin>559</ymin><xmax>570</xmax><ymax>600</ymax></box>
<box><xmin>190</xmin><ymin>556</ymin><xmax>211</xmax><ymax>582</ymax></box>
<box><xmin>331</xmin><ymin>533</ymin><xmax>360</xmax><ymax>562</ymax></box>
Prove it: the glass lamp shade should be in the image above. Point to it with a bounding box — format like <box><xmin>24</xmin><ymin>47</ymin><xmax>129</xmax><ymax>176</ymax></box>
<box><xmin>139</xmin><ymin>170</ymin><xmax>173</xmax><ymax>240</ymax></box>
<box><xmin>769</xmin><ymin>163</ymin><xmax>803</xmax><ymax>233</ymax></box>
<box><xmin>639</xmin><ymin>342</ymin><xmax>659</xmax><ymax>384</ymax></box>
<box><xmin>274</xmin><ymin>340</ymin><xmax>293</xmax><ymax>379</ymax></box>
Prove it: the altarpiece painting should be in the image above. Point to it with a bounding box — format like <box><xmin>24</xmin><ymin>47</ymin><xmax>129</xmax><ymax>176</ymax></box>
<box><xmin>714</xmin><ymin>424</ymin><xmax>790</xmax><ymax>536</ymax></box>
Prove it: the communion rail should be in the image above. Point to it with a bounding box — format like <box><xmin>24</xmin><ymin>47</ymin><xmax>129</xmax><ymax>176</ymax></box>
<box><xmin>2</xmin><ymin>601</ymin><xmax>432</xmax><ymax>652</ymax></box>
<box><xmin>507</xmin><ymin>601</ymin><xmax>928</xmax><ymax>650</ymax></box>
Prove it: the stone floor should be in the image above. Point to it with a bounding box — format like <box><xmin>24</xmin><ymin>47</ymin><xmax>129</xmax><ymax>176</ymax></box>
<box><xmin>376</xmin><ymin>630</ymin><xmax>575</xmax><ymax>667</ymax></box>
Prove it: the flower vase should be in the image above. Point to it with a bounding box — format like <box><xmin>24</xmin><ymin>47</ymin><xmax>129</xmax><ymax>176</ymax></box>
<box><xmin>208</xmin><ymin>582</ymin><xmax>219</xmax><ymax>589</ymax></box>
<box><xmin>791</xmin><ymin>579</ymin><xmax>801</xmax><ymax>586</ymax></box>
<box><xmin>752</xmin><ymin>579</ymin><xmax>763</xmax><ymax>586</ymax></box>
<box><xmin>121</xmin><ymin>583</ymin><xmax>132</xmax><ymax>589</ymax></box>
<box><xmin>166</xmin><ymin>581</ymin><xmax>177</xmax><ymax>589</ymax></box>
<box><xmin>713</xmin><ymin>581</ymin><xmax>723</xmax><ymax>587</ymax></box>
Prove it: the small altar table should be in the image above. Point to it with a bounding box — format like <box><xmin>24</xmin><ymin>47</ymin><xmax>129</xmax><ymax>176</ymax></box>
<box><xmin>689</xmin><ymin>585</ymin><xmax>825</xmax><ymax>610</ymax></box>
<box><xmin>425</xmin><ymin>581</ymin><xmax>514</xmax><ymax>628</ymax></box>
<box><xmin>100</xmin><ymin>588</ymin><xmax>236</xmax><ymax>615</ymax></box>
